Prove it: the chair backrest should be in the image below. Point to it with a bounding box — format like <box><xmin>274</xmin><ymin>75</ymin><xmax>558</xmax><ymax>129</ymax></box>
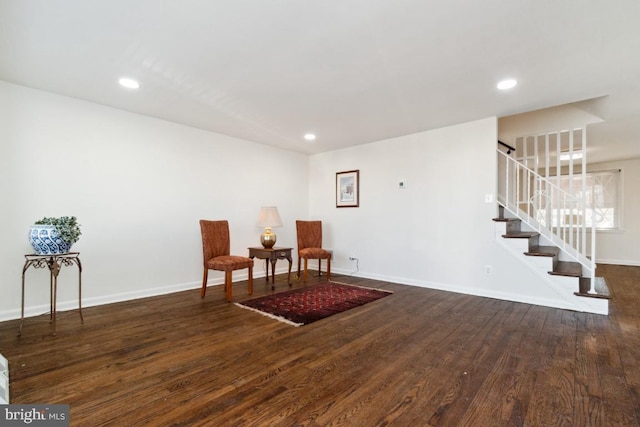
<box><xmin>200</xmin><ymin>220</ymin><xmax>230</xmax><ymax>264</ymax></box>
<box><xmin>296</xmin><ymin>220</ymin><xmax>323</xmax><ymax>252</ymax></box>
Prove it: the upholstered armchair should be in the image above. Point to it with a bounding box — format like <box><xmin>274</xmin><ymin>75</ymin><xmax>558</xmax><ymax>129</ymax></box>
<box><xmin>296</xmin><ymin>220</ymin><xmax>331</xmax><ymax>282</ymax></box>
<box><xmin>199</xmin><ymin>220</ymin><xmax>253</xmax><ymax>302</ymax></box>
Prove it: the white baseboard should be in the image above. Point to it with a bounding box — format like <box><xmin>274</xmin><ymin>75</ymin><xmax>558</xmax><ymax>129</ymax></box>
<box><xmin>330</xmin><ymin>268</ymin><xmax>604</xmax><ymax>314</ymax></box>
<box><xmin>0</xmin><ymin>268</ymin><xmax>287</xmax><ymax>322</ymax></box>
<box><xmin>5</xmin><ymin>260</ymin><xmax>616</xmax><ymax>323</ymax></box>
<box><xmin>0</xmin><ymin>280</ymin><xmax>204</xmax><ymax>322</ymax></box>
<box><xmin>596</xmin><ymin>259</ymin><xmax>640</xmax><ymax>267</ymax></box>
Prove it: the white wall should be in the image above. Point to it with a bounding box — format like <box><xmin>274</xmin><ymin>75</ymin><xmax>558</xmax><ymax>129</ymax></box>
<box><xmin>498</xmin><ymin>103</ymin><xmax>603</xmax><ymax>146</ymax></box>
<box><xmin>309</xmin><ymin>117</ymin><xmax>572</xmax><ymax>308</ymax></box>
<box><xmin>1</xmin><ymin>82</ymin><xmax>598</xmax><ymax>321</ymax></box>
<box><xmin>499</xmin><ymin>105</ymin><xmax>640</xmax><ymax>267</ymax></box>
<box><xmin>0</xmin><ymin>81</ymin><xmax>308</xmax><ymax>320</ymax></box>
<box><xmin>590</xmin><ymin>158</ymin><xmax>640</xmax><ymax>266</ymax></box>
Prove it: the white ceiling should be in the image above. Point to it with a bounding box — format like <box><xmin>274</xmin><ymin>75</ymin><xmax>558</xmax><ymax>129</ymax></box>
<box><xmin>1</xmin><ymin>1</ymin><xmax>640</xmax><ymax>161</ymax></box>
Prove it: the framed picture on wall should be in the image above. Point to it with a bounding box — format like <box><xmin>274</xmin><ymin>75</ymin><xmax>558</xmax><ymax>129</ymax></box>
<box><xmin>336</xmin><ymin>170</ymin><xmax>359</xmax><ymax>208</ymax></box>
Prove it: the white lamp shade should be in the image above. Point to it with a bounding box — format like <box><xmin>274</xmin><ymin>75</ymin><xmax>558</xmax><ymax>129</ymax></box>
<box><xmin>257</xmin><ymin>206</ymin><xmax>283</xmax><ymax>228</ymax></box>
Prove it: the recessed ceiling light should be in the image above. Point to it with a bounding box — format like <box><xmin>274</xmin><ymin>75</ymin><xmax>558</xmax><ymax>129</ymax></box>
<box><xmin>118</xmin><ymin>77</ymin><xmax>140</xmax><ymax>89</ymax></box>
<box><xmin>497</xmin><ymin>79</ymin><xmax>518</xmax><ymax>90</ymax></box>
<box><xmin>304</xmin><ymin>133</ymin><xmax>316</xmax><ymax>141</ymax></box>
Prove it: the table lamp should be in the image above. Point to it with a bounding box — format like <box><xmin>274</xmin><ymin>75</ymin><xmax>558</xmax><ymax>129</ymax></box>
<box><xmin>257</xmin><ymin>206</ymin><xmax>283</xmax><ymax>248</ymax></box>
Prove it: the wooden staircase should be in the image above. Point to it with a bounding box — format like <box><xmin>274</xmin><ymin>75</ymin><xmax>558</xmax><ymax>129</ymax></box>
<box><xmin>493</xmin><ymin>206</ymin><xmax>610</xmax><ymax>314</ymax></box>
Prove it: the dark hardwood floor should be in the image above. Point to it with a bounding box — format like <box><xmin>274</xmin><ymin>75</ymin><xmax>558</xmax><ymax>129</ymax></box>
<box><xmin>1</xmin><ymin>265</ymin><xmax>640</xmax><ymax>426</ymax></box>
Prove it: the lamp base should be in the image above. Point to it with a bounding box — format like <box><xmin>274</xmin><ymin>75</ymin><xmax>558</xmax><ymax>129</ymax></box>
<box><xmin>260</xmin><ymin>227</ymin><xmax>277</xmax><ymax>249</ymax></box>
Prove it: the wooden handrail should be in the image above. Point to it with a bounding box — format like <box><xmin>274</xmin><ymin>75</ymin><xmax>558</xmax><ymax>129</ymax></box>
<box><xmin>498</xmin><ymin>140</ymin><xmax>516</xmax><ymax>154</ymax></box>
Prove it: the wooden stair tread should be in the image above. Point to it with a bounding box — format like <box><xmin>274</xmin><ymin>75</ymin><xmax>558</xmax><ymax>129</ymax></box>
<box><xmin>502</xmin><ymin>232</ymin><xmax>538</xmax><ymax>239</ymax></box>
<box><xmin>492</xmin><ymin>217</ymin><xmax>520</xmax><ymax>223</ymax></box>
<box><xmin>575</xmin><ymin>277</ymin><xmax>611</xmax><ymax>299</ymax></box>
<box><xmin>525</xmin><ymin>246</ymin><xmax>559</xmax><ymax>257</ymax></box>
<box><xmin>494</xmin><ymin>208</ymin><xmax>611</xmax><ymax>307</ymax></box>
<box><xmin>549</xmin><ymin>261</ymin><xmax>582</xmax><ymax>277</ymax></box>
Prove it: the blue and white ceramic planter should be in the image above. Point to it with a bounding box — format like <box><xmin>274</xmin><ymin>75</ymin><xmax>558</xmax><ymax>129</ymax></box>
<box><xmin>29</xmin><ymin>225</ymin><xmax>72</xmax><ymax>255</ymax></box>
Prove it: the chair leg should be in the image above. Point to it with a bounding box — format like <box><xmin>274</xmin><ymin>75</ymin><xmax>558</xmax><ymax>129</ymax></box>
<box><xmin>201</xmin><ymin>269</ymin><xmax>209</xmax><ymax>298</ymax></box>
<box><xmin>225</xmin><ymin>271</ymin><xmax>232</xmax><ymax>302</ymax></box>
<box><xmin>318</xmin><ymin>259</ymin><xmax>322</xmax><ymax>276</ymax></box>
<box><xmin>303</xmin><ymin>258</ymin><xmax>309</xmax><ymax>283</ymax></box>
<box><xmin>326</xmin><ymin>258</ymin><xmax>331</xmax><ymax>281</ymax></box>
<box><xmin>248</xmin><ymin>267</ymin><xmax>253</xmax><ymax>295</ymax></box>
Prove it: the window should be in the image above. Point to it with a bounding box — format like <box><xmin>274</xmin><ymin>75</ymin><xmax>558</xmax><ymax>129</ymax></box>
<box><xmin>539</xmin><ymin>169</ymin><xmax>621</xmax><ymax>230</ymax></box>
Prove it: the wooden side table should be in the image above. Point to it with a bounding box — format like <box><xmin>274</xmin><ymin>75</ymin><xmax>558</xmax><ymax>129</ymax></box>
<box><xmin>20</xmin><ymin>252</ymin><xmax>84</xmax><ymax>336</ymax></box>
<box><xmin>248</xmin><ymin>247</ymin><xmax>292</xmax><ymax>290</ymax></box>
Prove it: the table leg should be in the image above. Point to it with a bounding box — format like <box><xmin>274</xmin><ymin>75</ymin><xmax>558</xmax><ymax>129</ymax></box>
<box><xmin>75</xmin><ymin>257</ymin><xmax>84</xmax><ymax>323</ymax></box>
<box><xmin>18</xmin><ymin>254</ymin><xmax>83</xmax><ymax>336</ymax></box>
<box><xmin>49</xmin><ymin>269</ymin><xmax>54</xmax><ymax>322</ymax></box>
<box><xmin>52</xmin><ymin>272</ymin><xmax>58</xmax><ymax>336</ymax></box>
<box><xmin>19</xmin><ymin>261</ymin><xmax>29</xmax><ymax>336</ymax></box>
<box><xmin>48</xmin><ymin>257</ymin><xmax>62</xmax><ymax>336</ymax></box>
<box><xmin>264</xmin><ymin>259</ymin><xmax>270</xmax><ymax>282</ymax></box>
<box><xmin>286</xmin><ymin>256</ymin><xmax>292</xmax><ymax>286</ymax></box>
<box><xmin>270</xmin><ymin>259</ymin><xmax>277</xmax><ymax>290</ymax></box>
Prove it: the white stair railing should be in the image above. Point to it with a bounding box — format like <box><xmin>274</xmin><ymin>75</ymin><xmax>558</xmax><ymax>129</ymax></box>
<box><xmin>497</xmin><ymin>148</ymin><xmax>597</xmax><ymax>293</ymax></box>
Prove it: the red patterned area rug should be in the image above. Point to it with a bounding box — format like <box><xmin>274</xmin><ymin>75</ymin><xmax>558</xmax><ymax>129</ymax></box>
<box><xmin>235</xmin><ymin>281</ymin><xmax>392</xmax><ymax>326</ymax></box>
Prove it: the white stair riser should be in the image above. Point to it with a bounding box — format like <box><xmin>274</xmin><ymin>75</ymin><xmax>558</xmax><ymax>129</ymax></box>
<box><xmin>494</xmin><ymin>220</ymin><xmax>608</xmax><ymax>315</ymax></box>
<box><xmin>547</xmin><ymin>274</ymin><xmax>580</xmax><ymax>288</ymax></box>
<box><xmin>526</xmin><ymin>255</ymin><xmax>555</xmax><ymax>272</ymax></box>
<box><xmin>577</xmin><ymin>297</ymin><xmax>609</xmax><ymax>315</ymax></box>
<box><xmin>501</xmin><ymin>237</ymin><xmax>530</xmax><ymax>252</ymax></box>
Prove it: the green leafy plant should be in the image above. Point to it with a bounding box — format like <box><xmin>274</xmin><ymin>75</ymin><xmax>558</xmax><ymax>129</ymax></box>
<box><xmin>34</xmin><ymin>216</ymin><xmax>82</xmax><ymax>245</ymax></box>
